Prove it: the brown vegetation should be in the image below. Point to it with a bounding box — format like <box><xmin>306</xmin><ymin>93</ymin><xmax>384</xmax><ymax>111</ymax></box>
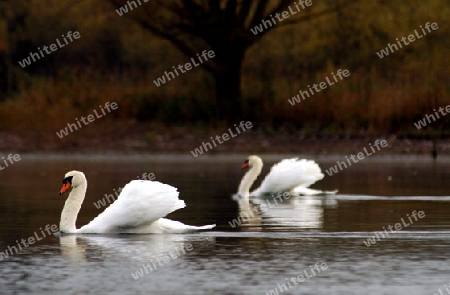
<box><xmin>0</xmin><ymin>0</ymin><xmax>449</xmax><ymax>151</ymax></box>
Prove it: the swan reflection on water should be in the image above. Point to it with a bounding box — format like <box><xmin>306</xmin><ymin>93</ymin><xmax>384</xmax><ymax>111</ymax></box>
<box><xmin>233</xmin><ymin>194</ymin><xmax>338</xmax><ymax>231</ymax></box>
<box><xmin>58</xmin><ymin>234</ymin><xmax>215</xmax><ymax>262</ymax></box>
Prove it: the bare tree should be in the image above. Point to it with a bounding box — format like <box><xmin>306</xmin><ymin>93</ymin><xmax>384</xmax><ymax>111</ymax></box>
<box><xmin>106</xmin><ymin>0</ymin><xmax>356</xmax><ymax>121</ymax></box>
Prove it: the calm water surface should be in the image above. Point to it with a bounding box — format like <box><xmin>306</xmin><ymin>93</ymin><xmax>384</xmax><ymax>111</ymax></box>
<box><xmin>1</xmin><ymin>154</ymin><xmax>450</xmax><ymax>295</ymax></box>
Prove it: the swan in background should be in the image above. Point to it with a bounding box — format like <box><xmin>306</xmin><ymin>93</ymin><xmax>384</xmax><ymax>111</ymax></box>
<box><xmin>59</xmin><ymin>171</ymin><xmax>215</xmax><ymax>234</ymax></box>
<box><xmin>237</xmin><ymin>155</ymin><xmax>337</xmax><ymax>198</ymax></box>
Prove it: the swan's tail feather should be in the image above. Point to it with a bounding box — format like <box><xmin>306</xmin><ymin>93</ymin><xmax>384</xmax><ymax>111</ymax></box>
<box><xmin>320</xmin><ymin>189</ymin><xmax>338</xmax><ymax>196</ymax></box>
<box><xmin>140</xmin><ymin>218</ymin><xmax>215</xmax><ymax>234</ymax></box>
<box><xmin>292</xmin><ymin>187</ymin><xmax>338</xmax><ymax>196</ymax></box>
<box><xmin>191</xmin><ymin>224</ymin><xmax>216</xmax><ymax>230</ymax></box>
<box><xmin>171</xmin><ymin>200</ymin><xmax>186</xmax><ymax>212</ymax></box>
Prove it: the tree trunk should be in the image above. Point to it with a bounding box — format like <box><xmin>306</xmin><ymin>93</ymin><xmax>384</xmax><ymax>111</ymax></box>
<box><xmin>211</xmin><ymin>48</ymin><xmax>245</xmax><ymax>123</ymax></box>
<box><xmin>1</xmin><ymin>5</ymin><xmax>18</xmax><ymax>101</ymax></box>
<box><xmin>0</xmin><ymin>51</ymin><xmax>7</xmax><ymax>101</ymax></box>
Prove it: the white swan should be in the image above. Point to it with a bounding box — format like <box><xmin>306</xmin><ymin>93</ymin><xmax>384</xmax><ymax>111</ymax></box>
<box><xmin>59</xmin><ymin>171</ymin><xmax>215</xmax><ymax>234</ymax></box>
<box><xmin>237</xmin><ymin>155</ymin><xmax>337</xmax><ymax>198</ymax></box>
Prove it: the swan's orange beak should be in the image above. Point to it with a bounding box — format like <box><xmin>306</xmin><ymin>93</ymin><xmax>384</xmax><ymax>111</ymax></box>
<box><xmin>241</xmin><ymin>161</ymin><xmax>249</xmax><ymax>170</ymax></box>
<box><xmin>60</xmin><ymin>182</ymin><xmax>71</xmax><ymax>196</ymax></box>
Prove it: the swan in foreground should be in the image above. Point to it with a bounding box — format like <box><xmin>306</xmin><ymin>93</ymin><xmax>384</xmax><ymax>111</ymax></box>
<box><xmin>59</xmin><ymin>171</ymin><xmax>215</xmax><ymax>234</ymax></box>
<box><xmin>237</xmin><ymin>155</ymin><xmax>337</xmax><ymax>198</ymax></box>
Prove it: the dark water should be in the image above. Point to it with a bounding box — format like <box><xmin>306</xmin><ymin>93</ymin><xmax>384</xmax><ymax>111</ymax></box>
<box><xmin>1</xmin><ymin>154</ymin><xmax>450</xmax><ymax>295</ymax></box>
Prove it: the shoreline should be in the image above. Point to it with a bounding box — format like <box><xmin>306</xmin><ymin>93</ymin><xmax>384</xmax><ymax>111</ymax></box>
<box><xmin>1</xmin><ymin>129</ymin><xmax>448</xmax><ymax>157</ymax></box>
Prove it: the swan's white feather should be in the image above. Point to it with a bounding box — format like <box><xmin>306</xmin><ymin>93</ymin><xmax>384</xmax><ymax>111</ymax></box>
<box><xmin>251</xmin><ymin>158</ymin><xmax>324</xmax><ymax>196</ymax></box>
<box><xmin>130</xmin><ymin>218</ymin><xmax>216</xmax><ymax>234</ymax></box>
<box><xmin>291</xmin><ymin>187</ymin><xmax>338</xmax><ymax>196</ymax></box>
<box><xmin>78</xmin><ymin>180</ymin><xmax>185</xmax><ymax>233</ymax></box>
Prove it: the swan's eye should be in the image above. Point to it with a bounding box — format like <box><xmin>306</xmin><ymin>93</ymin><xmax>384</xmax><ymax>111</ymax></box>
<box><xmin>62</xmin><ymin>176</ymin><xmax>73</xmax><ymax>184</ymax></box>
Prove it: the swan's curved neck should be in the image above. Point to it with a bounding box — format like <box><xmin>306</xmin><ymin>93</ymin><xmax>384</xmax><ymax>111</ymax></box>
<box><xmin>238</xmin><ymin>161</ymin><xmax>263</xmax><ymax>198</ymax></box>
<box><xmin>60</xmin><ymin>181</ymin><xmax>87</xmax><ymax>233</ymax></box>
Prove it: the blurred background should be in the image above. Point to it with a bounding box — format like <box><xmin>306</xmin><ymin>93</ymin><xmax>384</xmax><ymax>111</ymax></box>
<box><xmin>0</xmin><ymin>0</ymin><xmax>449</xmax><ymax>151</ymax></box>
<box><xmin>1</xmin><ymin>3</ymin><xmax>450</xmax><ymax>294</ymax></box>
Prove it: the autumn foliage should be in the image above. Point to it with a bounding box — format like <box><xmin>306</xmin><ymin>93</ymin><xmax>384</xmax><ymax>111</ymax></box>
<box><xmin>0</xmin><ymin>0</ymin><xmax>449</xmax><ymax>139</ymax></box>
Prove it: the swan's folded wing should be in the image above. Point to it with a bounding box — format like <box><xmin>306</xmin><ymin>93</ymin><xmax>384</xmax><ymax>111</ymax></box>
<box><xmin>252</xmin><ymin>158</ymin><xmax>324</xmax><ymax>196</ymax></box>
<box><xmin>78</xmin><ymin>180</ymin><xmax>184</xmax><ymax>233</ymax></box>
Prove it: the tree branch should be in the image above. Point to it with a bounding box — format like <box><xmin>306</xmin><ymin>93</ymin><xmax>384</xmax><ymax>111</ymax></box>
<box><xmin>250</xmin><ymin>0</ymin><xmax>271</xmax><ymax>27</ymax></box>
<box><xmin>134</xmin><ymin>17</ymin><xmax>215</xmax><ymax>73</ymax></box>
<box><xmin>276</xmin><ymin>0</ymin><xmax>358</xmax><ymax>28</ymax></box>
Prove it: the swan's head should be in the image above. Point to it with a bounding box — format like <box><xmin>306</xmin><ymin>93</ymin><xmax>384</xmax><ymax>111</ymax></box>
<box><xmin>60</xmin><ymin>171</ymin><xmax>86</xmax><ymax>196</ymax></box>
<box><xmin>241</xmin><ymin>155</ymin><xmax>263</xmax><ymax>171</ymax></box>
